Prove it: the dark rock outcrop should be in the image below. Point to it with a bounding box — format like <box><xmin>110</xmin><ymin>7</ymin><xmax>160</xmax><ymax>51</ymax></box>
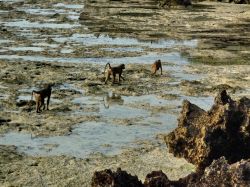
<box><xmin>91</xmin><ymin>158</ymin><xmax>250</xmax><ymax>187</ymax></box>
<box><xmin>155</xmin><ymin>157</ymin><xmax>250</xmax><ymax>187</ymax></box>
<box><xmin>159</xmin><ymin>0</ymin><xmax>192</xmax><ymax>8</ymax></box>
<box><xmin>91</xmin><ymin>168</ymin><xmax>144</xmax><ymax>187</ymax></box>
<box><xmin>165</xmin><ymin>90</ymin><xmax>250</xmax><ymax>169</ymax></box>
<box><xmin>228</xmin><ymin>0</ymin><xmax>250</xmax><ymax>4</ymax></box>
<box><xmin>144</xmin><ymin>170</ymin><xmax>173</xmax><ymax>187</ymax></box>
<box><xmin>183</xmin><ymin>157</ymin><xmax>250</xmax><ymax>187</ymax></box>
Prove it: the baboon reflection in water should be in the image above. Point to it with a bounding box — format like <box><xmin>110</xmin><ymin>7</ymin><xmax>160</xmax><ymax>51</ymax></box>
<box><xmin>103</xmin><ymin>92</ymin><xmax>124</xmax><ymax>108</ymax></box>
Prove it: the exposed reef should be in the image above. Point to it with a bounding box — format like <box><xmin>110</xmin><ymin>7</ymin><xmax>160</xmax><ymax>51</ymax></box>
<box><xmin>165</xmin><ymin>90</ymin><xmax>250</xmax><ymax>170</ymax></box>
<box><xmin>91</xmin><ymin>168</ymin><xmax>144</xmax><ymax>187</ymax></box>
<box><xmin>92</xmin><ymin>158</ymin><xmax>250</xmax><ymax>186</ymax></box>
<box><xmin>92</xmin><ymin>90</ymin><xmax>250</xmax><ymax>186</ymax></box>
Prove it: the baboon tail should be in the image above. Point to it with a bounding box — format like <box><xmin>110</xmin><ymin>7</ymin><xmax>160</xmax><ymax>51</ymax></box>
<box><xmin>104</xmin><ymin>63</ymin><xmax>111</xmax><ymax>75</ymax></box>
<box><xmin>31</xmin><ymin>91</ymin><xmax>34</xmax><ymax>101</ymax></box>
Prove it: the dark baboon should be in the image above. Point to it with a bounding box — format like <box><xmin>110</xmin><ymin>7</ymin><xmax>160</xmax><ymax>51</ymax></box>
<box><xmin>104</xmin><ymin>63</ymin><xmax>125</xmax><ymax>84</ymax></box>
<box><xmin>31</xmin><ymin>84</ymin><xmax>52</xmax><ymax>113</ymax></box>
<box><xmin>151</xmin><ymin>59</ymin><xmax>162</xmax><ymax>75</ymax></box>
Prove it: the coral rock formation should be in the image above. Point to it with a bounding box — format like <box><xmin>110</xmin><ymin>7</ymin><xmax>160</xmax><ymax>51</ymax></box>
<box><xmin>165</xmin><ymin>90</ymin><xmax>250</xmax><ymax>169</ymax></box>
<box><xmin>91</xmin><ymin>168</ymin><xmax>144</xmax><ymax>187</ymax></box>
<box><xmin>92</xmin><ymin>91</ymin><xmax>250</xmax><ymax>186</ymax></box>
<box><xmin>144</xmin><ymin>170</ymin><xmax>172</xmax><ymax>187</ymax></box>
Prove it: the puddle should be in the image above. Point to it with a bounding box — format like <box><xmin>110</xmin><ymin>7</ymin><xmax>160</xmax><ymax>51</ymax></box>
<box><xmin>52</xmin><ymin>33</ymin><xmax>197</xmax><ymax>48</ymax></box>
<box><xmin>32</xmin><ymin>42</ymin><xmax>59</xmax><ymax>48</ymax></box>
<box><xmin>67</xmin><ymin>15</ymin><xmax>80</xmax><ymax>20</ymax></box>
<box><xmin>163</xmin><ymin>64</ymin><xmax>205</xmax><ymax>82</ymax></box>
<box><xmin>149</xmin><ymin>39</ymin><xmax>198</xmax><ymax>49</ymax></box>
<box><xmin>100</xmin><ymin>105</ymin><xmax>150</xmax><ymax>119</ymax></box>
<box><xmin>74</xmin><ymin>95</ymin><xmax>146</xmax><ymax>120</ymax></box>
<box><xmin>18</xmin><ymin>8</ymin><xmax>66</xmax><ymax>16</ymax></box>
<box><xmin>17</xmin><ymin>95</ymin><xmax>62</xmax><ymax>104</ymax></box>
<box><xmin>19</xmin><ymin>32</ymin><xmax>41</xmax><ymax>39</ymax></box>
<box><xmin>0</xmin><ymin>10</ymin><xmax>9</xmax><ymax>14</ymax></box>
<box><xmin>173</xmin><ymin>71</ymin><xmax>204</xmax><ymax>81</ymax></box>
<box><xmin>73</xmin><ymin>93</ymin><xmax>176</xmax><ymax>108</ymax></box>
<box><xmin>72</xmin><ymin>96</ymin><xmax>100</xmax><ymax>106</ymax></box>
<box><xmin>53</xmin><ymin>3</ymin><xmax>84</xmax><ymax>9</ymax></box>
<box><xmin>60</xmin><ymin>48</ymin><xmax>74</xmax><ymax>54</ymax></box>
<box><xmin>19</xmin><ymin>87</ymin><xmax>41</xmax><ymax>93</ymax></box>
<box><xmin>0</xmin><ymin>39</ymin><xmax>13</xmax><ymax>44</ymax></box>
<box><xmin>4</xmin><ymin>20</ymin><xmax>81</xmax><ymax>29</ymax></box>
<box><xmin>123</xmin><ymin>94</ymin><xmax>178</xmax><ymax>107</ymax></box>
<box><xmin>0</xmin><ymin>52</ymin><xmax>189</xmax><ymax>64</ymax></box>
<box><xmin>59</xmin><ymin>83</ymin><xmax>84</xmax><ymax>94</ymax></box>
<box><xmin>52</xmin><ymin>34</ymin><xmax>143</xmax><ymax>46</ymax></box>
<box><xmin>145</xmin><ymin>113</ymin><xmax>177</xmax><ymax>131</ymax></box>
<box><xmin>8</xmin><ymin>46</ymin><xmax>44</xmax><ymax>52</ymax></box>
<box><xmin>0</xmin><ymin>119</ymin><xmax>176</xmax><ymax>158</ymax></box>
<box><xmin>102</xmin><ymin>47</ymin><xmax>143</xmax><ymax>52</ymax></box>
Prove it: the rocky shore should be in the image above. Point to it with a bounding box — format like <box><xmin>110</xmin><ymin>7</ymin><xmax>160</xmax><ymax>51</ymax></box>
<box><xmin>0</xmin><ymin>0</ymin><xmax>250</xmax><ymax>186</ymax></box>
<box><xmin>92</xmin><ymin>90</ymin><xmax>250</xmax><ymax>186</ymax></box>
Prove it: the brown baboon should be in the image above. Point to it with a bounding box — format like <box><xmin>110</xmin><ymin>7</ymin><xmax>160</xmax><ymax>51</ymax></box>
<box><xmin>31</xmin><ymin>84</ymin><xmax>52</xmax><ymax>113</ymax></box>
<box><xmin>104</xmin><ymin>63</ymin><xmax>125</xmax><ymax>84</ymax></box>
<box><xmin>151</xmin><ymin>59</ymin><xmax>162</xmax><ymax>75</ymax></box>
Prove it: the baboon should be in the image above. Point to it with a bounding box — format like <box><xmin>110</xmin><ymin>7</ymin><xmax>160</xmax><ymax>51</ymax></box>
<box><xmin>104</xmin><ymin>63</ymin><xmax>125</xmax><ymax>84</ymax></box>
<box><xmin>151</xmin><ymin>59</ymin><xmax>162</xmax><ymax>75</ymax></box>
<box><xmin>31</xmin><ymin>84</ymin><xmax>52</xmax><ymax>113</ymax></box>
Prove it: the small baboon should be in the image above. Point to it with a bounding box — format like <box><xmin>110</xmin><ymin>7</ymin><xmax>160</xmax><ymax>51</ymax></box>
<box><xmin>31</xmin><ymin>84</ymin><xmax>52</xmax><ymax>113</ymax></box>
<box><xmin>104</xmin><ymin>63</ymin><xmax>125</xmax><ymax>84</ymax></box>
<box><xmin>151</xmin><ymin>59</ymin><xmax>162</xmax><ymax>75</ymax></box>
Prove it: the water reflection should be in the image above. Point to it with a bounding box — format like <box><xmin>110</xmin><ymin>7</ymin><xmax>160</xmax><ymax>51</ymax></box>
<box><xmin>103</xmin><ymin>92</ymin><xmax>124</xmax><ymax>109</ymax></box>
<box><xmin>0</xmin><ymin>119</ymin><xmax>177</xmax><ymax>158</ymax></box>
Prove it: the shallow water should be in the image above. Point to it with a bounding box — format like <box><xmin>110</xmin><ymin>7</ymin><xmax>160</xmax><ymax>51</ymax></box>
<box><xmin>0</xmin><ymin>117</ymin><xmax>178</xmax><ymax>157</ymax></box>
<box><xmin>0</xmin><ymin>92</ymin><xmax>214</xmax><ymax>157</ymax></box>
<box><xmin>4</xmin><ymin>20</ymin><xmax>81</xmax><ymax>29</ymax></box>
<box><xmin>0</xmin><ymin>52</ymin><xmax>189</xmax><ymax>64</ymax></box>
<box><xmin>8</xmin><ymin>46</ymin><xmax>44</xmax><ymax>52</ymax></box>
<box><xmin>52</xmin><ymin>33</ymin><xmax>197</xmax><ymax>48</ymax></box>
<box><xmin>0</xmin><ymin>0</ymin><xmax>214</xmax><ymax>158</ymax></box>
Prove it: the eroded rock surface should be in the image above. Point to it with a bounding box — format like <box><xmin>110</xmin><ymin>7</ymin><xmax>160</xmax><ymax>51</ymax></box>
<box><xmin>144</xmin><ymin>170</ymin><xmax>173</xmax><ymax>187</ymax></box>
<box><xmin>171</xmin><ymin>157</ymin><xmax>250</xmax><ymax>186</ymax></box>
<box><xmin>165</xmin><ymin>90</ymin><xmax>250</xmax><ymax>169</ymax></box>
<box><xmin>91</xmin><ymin>157</ymin><xmax>250</xmax><ymax>186</ymax></box>
<box><xmin>91</xmin><ymin>168</ymin><xmax>144</xmax><ymax>187</ymax></box>
<box><xmin>190</xmin><ymin>157</ymin><xmax>250</xmax><ymax>186</ymax></box>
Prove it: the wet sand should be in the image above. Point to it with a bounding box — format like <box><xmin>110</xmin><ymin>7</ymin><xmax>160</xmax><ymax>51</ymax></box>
<box><xmin>0</xmin><ymin>0</ymin><xmax>250</xmax><ymax>186</ymax></box>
